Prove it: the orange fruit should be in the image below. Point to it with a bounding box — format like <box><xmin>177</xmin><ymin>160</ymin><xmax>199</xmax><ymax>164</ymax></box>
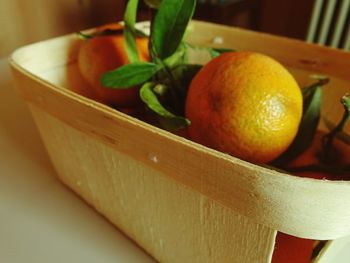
<box><xmin>78</xmin><ymin>23</ymin><xmax>149</xmax><ymax>107</ymax></box>
<box><xmin>272</xmin><ymin>233</ymin><xmax>315</xmax><ymax>263</ymax></box>
<box><xmin>185</xmin><ymin>52</ymin><xmax>303</xmax><ymax>164</ymax></box>
<box><xmin>271</xmin><ymin>134</ymin><xmax>349</xmax><ymax>263</ymax></box>
<box><xmin>285</xmin><ymin>130</ymin><xmax>350</xmax><ymax>180</ymax></box>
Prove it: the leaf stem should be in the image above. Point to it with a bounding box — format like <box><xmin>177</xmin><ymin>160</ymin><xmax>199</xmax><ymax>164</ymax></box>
<box><xmin>148</xmin><ymin>8</ymin><xmax>181</xmax><ymax>114</ymax></box>
<box><xmin>185</xmin><ymin>42</ymin><xmax>235</xmax><ymax>58</ymax></box>
<box><xmin>322</xmin><ymin>93</ymin><xmax>350</xmax><ymax>160</ymax></box>
<box><xmin>157</xmin><ymin>58</ymin><xmax>183</xmax><ymax>114</ymax></box>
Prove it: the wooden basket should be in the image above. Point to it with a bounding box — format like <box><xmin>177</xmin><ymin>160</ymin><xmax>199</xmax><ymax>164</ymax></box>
<box><xmin>10</xmin><ymin>21</ymin><xmax>350</xmax><ymax>263</ymax></box>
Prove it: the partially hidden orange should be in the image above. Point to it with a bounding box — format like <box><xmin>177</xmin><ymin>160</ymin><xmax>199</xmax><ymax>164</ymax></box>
<box><xmin>78</xmin><ymin>23</ymin><xmax>149</xmax><ymax>108</ymax></box>
<box><xmin>272</xmin><ymin>233</ymin><xmax>315</xmax><ymax>263</ymax></box>
<box><xmin>284</xmin><ymin>130</ymin><xmax>350</xmax><ymax>180</ymax></box>
<box><xmin>185</xmin><ymin>52</ymin><xmax>303</xmax><ymax>164</ymax></box>
<box><xmin>271</xmin><ymin>133</ymin><xmax>349</xmax><ymax>262</ymax></box>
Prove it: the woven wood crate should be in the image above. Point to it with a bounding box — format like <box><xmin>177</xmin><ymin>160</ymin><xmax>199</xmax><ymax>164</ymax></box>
<box><xmin>10</xmin><ymin>21</ymin><xmax>350</xmax><ymax>263</ymax></box>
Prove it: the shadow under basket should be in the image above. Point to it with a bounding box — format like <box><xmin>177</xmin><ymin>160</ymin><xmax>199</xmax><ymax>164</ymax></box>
<box><xmin>10</xmin><ymin>21</ymin><xmax>350</xmax><ymax>263</ymax></box>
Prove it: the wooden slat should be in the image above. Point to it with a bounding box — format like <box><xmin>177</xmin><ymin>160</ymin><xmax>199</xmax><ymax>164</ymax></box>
<box><xmin>12</xmin><ymin>20</ymin><xmax>350</xmax><ymax>82</ymax></box>
<box><xmin>29</xmin><ymin>104</ymin><xmax>277</xmax><ymax>263</ymax></box>
<box><xmin>187</xmin><ymin>21</ymin><xmax>350</xmax><ymax>81</ymax></box>
<box><xmin>9</xmin><ymin>20</ymin><xmax>350</xmax><ymax>242</ymax></box>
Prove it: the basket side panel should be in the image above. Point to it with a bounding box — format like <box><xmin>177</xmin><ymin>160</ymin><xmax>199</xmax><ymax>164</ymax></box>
<box><xmin>10</xmin><ymin>22</ymin><xmax>350</xmax><ymax>240</ymax></box>
<box><xmin>28</xmin><ymin>104</ymin><xmax>277</xmax><ymax>263</ymax></box>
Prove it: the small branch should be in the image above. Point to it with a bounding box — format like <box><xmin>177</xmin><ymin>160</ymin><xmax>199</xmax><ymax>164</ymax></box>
<box><xmin>157</xmin><ymin>58</ymin><xmax>182</xmax><ymax>114</ymax></box>
<box><xmin>322</xmin><ymin>94</ymin><xmax>350</xmax><ymax>159</ymax></box>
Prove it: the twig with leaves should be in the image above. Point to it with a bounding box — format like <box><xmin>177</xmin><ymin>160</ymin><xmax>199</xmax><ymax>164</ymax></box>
<box><xmin>100</xmin><ymin>0</ymin><xmax>232</xmax><ymax>130</ymax></box>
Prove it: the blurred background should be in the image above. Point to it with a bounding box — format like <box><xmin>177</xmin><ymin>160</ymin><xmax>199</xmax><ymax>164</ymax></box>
<box><xmin>1</xmin><ymin>0</ymin><xmax>349</xmax><ymax>59</ymax></box>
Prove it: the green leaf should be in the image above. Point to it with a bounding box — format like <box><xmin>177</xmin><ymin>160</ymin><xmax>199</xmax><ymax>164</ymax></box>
<box><xmin>124</xmin><ymin>30</ymin><xmax>140</xmax><ymax>62</ymax></box>
<box><xmin>152</xmin><ymin>0</ymin><xmax>196</xmax><ymax>59</ymax></box>
<box><xmin>208</xmin><ymin>48</ymin><xmax>235</xmax><ymax>58</ymax></box>
<box><xmin>101</xmin><ymin>62</ymin><xmax>161</xmax><ymax>88</ymax></box>
<box><xmin>124</xmin><ymin>0</ymin><xmax>138</xmax><ymax>27</ymax></box>
<box><xmin>273</xmin><ymin>77</ymin><xmax>329</xmax><ymax>166</ymax></box>
<box><xmin>140</xmin><ymin>82</ymin><xmax>190</xmax><ymax>128</ymax></box>
<box><xmin>322</xmin><ymin>93</ymin><xmax>350</xmax><ymax>159</ymax></box>
<box><xmin>144</xmin><ymin>0</ymin><xmax>161</xmax><ymax>8</ymax></box>
<box><xmin>163</xmin><ymin>43</ymin><xmax>188</xmax><ymax>68</ymax></box>
<box><xmin>77</xmin><ymin>28</ymin><xmax>125</xmax><ymax>39</ymax></box>
<box><xmin>77</xmin><ymin>31</ymin><xmax>93</xmax><ymax>39</ymax></box>
<box><xmin>342</xmin><ymin>93</ymin><xmax>350</xmax><ymax>110</ymax></box>
<box><xmin>124</xmin><ymin>0</ymin><xmax>140</xmax><ymax>62</ymax></box>
<box><xmin>184</xmin><ymin>43</ymin><xmax>235</xmax><ymax>59</ymax></box>
<box><xmin>157</xmin><ymin>116</ymin><xmax>190</xmax><ymax>130</ymax></box>
<box><xmin>171</xmin><ymin>64</ymin><xmax>202</xmax><ymax>108</ymax></box>
<box><xmin>171</xmin><ymin>64</ymin><xmax>202</xmax><ymax>88</ymax></box>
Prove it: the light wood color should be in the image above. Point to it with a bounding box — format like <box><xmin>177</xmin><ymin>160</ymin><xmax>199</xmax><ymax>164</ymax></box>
<box><xmin>29</xmin><ymin>103</ymin><xmax>276</xmax><ymax>263</ymax></box>
<box><xmin>9</xmin><ymin>21</ymin><xmax>350</xmax><ymax>262</ymax></box>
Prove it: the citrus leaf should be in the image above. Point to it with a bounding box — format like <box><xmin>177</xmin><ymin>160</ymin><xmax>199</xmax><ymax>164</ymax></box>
<box><xmin>124</xmin><ymin>30</ymin><xmax>139</xmax><ymax>62</ymax></box>
<box><xmin>273</xmin><ymin>78</ymin><xmax>329</xmax><ymax>165</ymax></box>
<box><xmin>343</xmin><ymin>93</ymin><xmax>350</xmax><ymax>110</ymax></box>
<box><xmin>124</xmin><ymin>0</ymin><xmax>138</xmax><ymax>27</ymax></box>
<box><xmin>124</xmin><ymin>0</ymin><xmax>139</xmax><ymax>62</ymax></box>
<box><xmin>184</xmin><ymin>43</ymin><xmax>234</xmax><ymax>59</ymax></box>
<box><xmin>77</xmin><ymin>31</ymin><xmax>93</xmax><ymax>39</ymax></box>
<box><xmin>158</xmin><ymin>116</ymin><xmax>190</xmax><ymax>131</ymax></box>
<box><xmin>144</xmin><ymin>0</ymin><xmax>161</xmax><ymax>8</ymax></box>
<box><xmin>208</xmin><ymin>48</ymin><xmax>235</xmax><ymax>58</ymax></box>
<box><xmin>101</xmin><ymin>62</ymin><xmax>161</xmax><ymax>88</ymax></box>
<box><xmin>152</xmin><ymin>0</ymin><xmax>196</xmax><ymax>59</ymax></box>
<box><xmin>171</xmin><ymin>64</ymin><xmax>202</xmax><ymax>94</ymax></box>
<box><xmin>77</xmin><ymin>27</ymin><xmax>125</xmax><ymax>39</ymax></box>
<box><xmin>167</xmin><ymin>64</ymin><xmax>202</xmax><ymax>114</ymax></box>
<box><xmin>140</xmin><ymin>82</ymin><xmax>190</xmax><ymax>128</ymax></box>
<box><xmin>163</xmin><ymin>43</ymin><xmax>188</xmax><ymax>68</ymax></box>
<box><xmin>322</xmin><ymin>93</ymin><xmax>350</xmax><ymax>159</ymax></box>
<box><xmin>171</xmin><ymin>64</ymin><xmax>202</xmax><ymax>89</ymax></box>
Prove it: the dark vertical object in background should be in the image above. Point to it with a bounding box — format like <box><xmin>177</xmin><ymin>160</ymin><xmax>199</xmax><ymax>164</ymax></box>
<box><xmin>258</xmin><ymin>0</ymin><xmax>314</xmax><ymax>40</ymax></box>
<box><xmin>87</xmin><ymin>0</ymin><xmax>127</xmax><ymax>26</ymax></box>
<box><xmin>194</xmin><ymin>0</ymin><xmax>262</xmax><ymax>30</ymax></box>
<box><xmin>98</xmin><ymin>0</ymin><xmax>314</xmax><ymax>41</ymax></box>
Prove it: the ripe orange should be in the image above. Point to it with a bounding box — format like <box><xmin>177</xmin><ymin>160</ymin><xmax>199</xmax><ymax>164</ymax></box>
<box><xmin>185</xmin><ymin>52</ymin><xmax>303</xmax><ymax>164</ymax></box>
<box><xmin>285</xmin><ymin>130</ymin><xmax>350</xmax><ymax>180</ymax></box>
<box><xmin>271</xmin><ymin>134</ymin><xmax>349</xmax><ymax>262</ymax></box>
<box><xmin>272</xmin><ymin>233</ymin><xmax>315</xmax><ymax>263</ymax></box>
<box><xmin>78</xmin><ymin>23</ymin><xmax>149</xmax><ymax>107</ymax></box>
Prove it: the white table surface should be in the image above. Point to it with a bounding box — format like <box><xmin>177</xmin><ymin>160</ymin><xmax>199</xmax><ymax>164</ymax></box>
<box><xmin>0</xmin><ymin>58</ymin><xmax>156</xmax><ymax>263</ymax></box>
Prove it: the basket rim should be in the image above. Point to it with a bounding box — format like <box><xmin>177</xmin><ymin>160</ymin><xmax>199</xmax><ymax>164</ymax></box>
<box><xmin>9</xmin><ymin>20</ymin><xmax>350</xmax><ymax>240</ymax></box>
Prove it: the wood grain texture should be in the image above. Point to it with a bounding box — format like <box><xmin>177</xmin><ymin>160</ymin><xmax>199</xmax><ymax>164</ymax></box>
<box><xmin>29</xmin><ymin>104</ymin><xmax>276</xmax><ymax>263</ymax></box>
<box><xmin>10</xmin><ymin>21</ymin><xmax>350</xmax><ymax>241</ymax></box>
<box><xmin>188</xmin><ymin>21</ymin><xmax>350</xmax><ymax>81</ymax></box>
<box><xmin>9</xmin><ymin>21</ymin><xmax>350</xmax><ymax>263</ymax></box>
<box><xmin>11</xmin><ymin>62</ymin><xmax>350</xmax><ymax>240</ymax></box>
